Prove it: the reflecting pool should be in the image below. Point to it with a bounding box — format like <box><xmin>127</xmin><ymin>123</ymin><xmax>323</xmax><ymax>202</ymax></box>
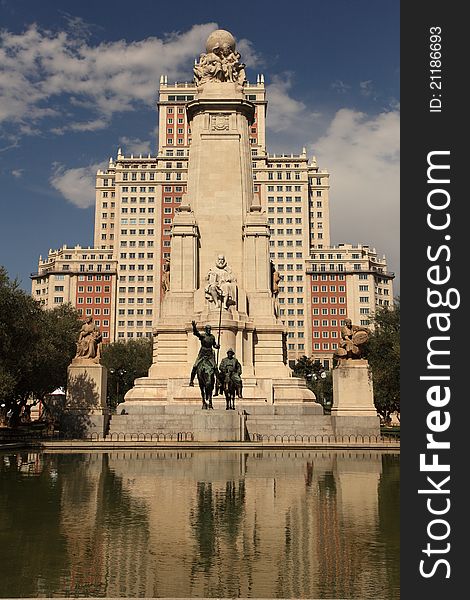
<box><xmin>0</xmin><ymin>450</ymin><xmax>399</xmax><ymax>598</ymax></box>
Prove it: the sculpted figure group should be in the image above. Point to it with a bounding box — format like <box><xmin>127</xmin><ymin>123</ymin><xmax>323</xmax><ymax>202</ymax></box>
<box><xmin>193</xmin><ymin>36</ymin><xmax>246</xmax><ymax>86</ymax></box>
<box><xmin>189</xmin><ymin>320</ymin><xmax>242</xmax><ymax>410</ymax></box>
<box><xmin>74</xmin><ymin>316</ymin><xmax>102</xmax><ymax>363</ymax></box>
<box><xmin>335</xmin><ymin>318</ymin><xmax>370</xmax><ymax>359</ymax></box>
<box><xmin>205</xmin><ymin>254</ymin><xmax>237</xmax><ymax>310</ymax></box>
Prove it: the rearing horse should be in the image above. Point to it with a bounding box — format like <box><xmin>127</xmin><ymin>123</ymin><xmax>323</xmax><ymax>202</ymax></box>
<box><xmin>196</xmin><ymin>361</ymin><xmax>216</xmax><ymax>409</ymax></box>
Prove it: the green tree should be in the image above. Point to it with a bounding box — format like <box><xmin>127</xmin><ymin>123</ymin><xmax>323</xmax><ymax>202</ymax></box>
<box><xmin>0</xmin><ymin>266</ymin><xmax>82</xmax><ymax>422</ymax></box>
<box><xmin>101</xmin><ymin>338</ymin><xmax>152</xmax><ymax>408</ymax></box>
<box><xmin>365</xmin><ymin>299</ymin><xmax>400</xmax><ymax>423</ymax></box>
<box><xmin>292</xmin><ymin>355</ymin><xmax>333</xmax><ymax>410</ymax></box>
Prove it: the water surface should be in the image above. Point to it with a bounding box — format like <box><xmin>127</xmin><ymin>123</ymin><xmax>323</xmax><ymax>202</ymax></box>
<box><xmin>0</xmin><ymin>450</ymin><xmax>399</xmax><ymax>598</ymax></box>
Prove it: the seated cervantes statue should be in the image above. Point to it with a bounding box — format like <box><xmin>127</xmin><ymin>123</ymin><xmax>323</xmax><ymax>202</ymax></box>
<box><xmin>335</xmin><ymin>318</ymin><xmax>369</xmax><ymax>359</ymax></box>
<box><xmin>205</xmin><ymin>254</ymin><xmax>237</xmax><ymax>310</ymax></box>
<box><xmin>193</xmin><ymin>30</ymin><xmax>246</xmax><ymax>86</ymax></box>
<box><xmin>74</xmin><ymin>316</ymin><xmax>102</xmax><ymax>363</ymax></box>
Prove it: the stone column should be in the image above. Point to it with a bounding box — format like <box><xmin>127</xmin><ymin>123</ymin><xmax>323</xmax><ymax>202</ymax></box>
<box><xmin>331</xmin><ymin>359</ymin><xmax>380</xmax><ymax>436</ymax></box>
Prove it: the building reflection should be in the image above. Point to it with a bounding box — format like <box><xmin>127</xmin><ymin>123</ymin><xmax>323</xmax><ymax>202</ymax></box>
<box><xmin>0</xmin><ymin>449</ymin><xmax>399</xmax><ymax>599</ymax></box>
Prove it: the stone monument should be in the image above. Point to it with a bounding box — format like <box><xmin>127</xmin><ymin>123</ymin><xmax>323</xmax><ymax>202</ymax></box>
<box><xmin>123</xmin><ymin>29</ymin><xmax>316</xmax><ymax>414</ymax></box>
<box><xmin>65</xmin><ymin>316</ymin><xmax>108</xmax><ymax>436</ymax></box>
<box><xmin>331</xmin><ymin>319</ymin><xmax>380</xmax><ymax>436</ymax></box>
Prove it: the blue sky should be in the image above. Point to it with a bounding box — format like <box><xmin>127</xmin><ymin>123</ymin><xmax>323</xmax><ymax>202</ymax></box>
<box><xmin>0</xmin><ymin>0</ymin><xmax>400</xmax><ymax>292</ymax></box>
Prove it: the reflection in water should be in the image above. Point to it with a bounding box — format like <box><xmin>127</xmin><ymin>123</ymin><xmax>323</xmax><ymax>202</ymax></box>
<box><xmin>0</xmin><ymin>450</ymin><xmax>399</xmax><ymax>599</ymax></box>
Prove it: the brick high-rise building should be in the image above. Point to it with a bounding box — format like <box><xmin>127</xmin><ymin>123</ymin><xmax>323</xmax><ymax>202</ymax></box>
<box><xmin>32</xmin><ymin>72</ymin><xmax>393</xmax><ymax>365</ymax></box>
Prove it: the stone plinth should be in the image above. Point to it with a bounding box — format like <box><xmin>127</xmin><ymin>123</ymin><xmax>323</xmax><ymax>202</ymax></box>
<box><xmin>331</xmin><ymin>359</ymin><xmax>380</xmax><ymax>436</ymax></box>
<box><xmin>63</xmin><ymin>361</ymin><xmax>108</xmax><ymax>436</ymax></box>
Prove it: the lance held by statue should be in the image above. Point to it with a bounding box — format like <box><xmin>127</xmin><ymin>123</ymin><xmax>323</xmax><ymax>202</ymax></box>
<box><xmin>189</xmin><ymin>321</ymin><xmax>219</xmax><ymax>409</ymax></box>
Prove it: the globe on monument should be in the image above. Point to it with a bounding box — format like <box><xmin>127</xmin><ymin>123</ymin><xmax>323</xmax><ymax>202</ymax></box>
<box><xmin>205</xmin><ymin>29</ymin><xmax>236</xmax><ymax>53</ymax></box>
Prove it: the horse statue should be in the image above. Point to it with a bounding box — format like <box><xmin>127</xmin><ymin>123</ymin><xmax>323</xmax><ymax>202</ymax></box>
<box><xmin>189</xmin><ymin>320</ymin><xmax>219</xmax><ymax>410</ymax></box>
<box><xmin>196</xmin><ymin>361</ymin><xmax>216</xmax><ymax>409</ymax></box>
<box><xmin>222</xmin><ymin>367</ymin><xmax>237</xmax><ymax>410</ymax></box>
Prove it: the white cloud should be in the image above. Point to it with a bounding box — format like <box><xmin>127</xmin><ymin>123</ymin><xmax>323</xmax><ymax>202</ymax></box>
<box><xmin>11</xmin><ymin>169</ymin><xmax>24</xmax><ymax>178</ymax></box>
<box><xmin>265</xmin><ymin>74</ymin><xmax>321</xmax><ymax>134</ymax></box>
<box><xmin>50</xmin><ymin>162</ymin><xmax>105</xmax><ymax>208</ymax></box>
<box><xmin>312</xmin><ymin>108</ymin><xmax>400</xmax><ymax>288</ymax></box>
<box><xmin>119</xmin><ymin>136</ymin><xmax>152</xmax><ymax>155</ymax></box>
<box><xmin>0</xmin><ymin>22</ymin><xmax>224</xmax><ymax>136</ymax></box>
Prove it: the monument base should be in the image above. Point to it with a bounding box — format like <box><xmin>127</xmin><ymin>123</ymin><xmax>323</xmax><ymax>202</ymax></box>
<box><xmin>62</xmin><ymin>362</ymin><xmax>108</xmax><ymax>437</ymax></box>
<box><xmin>331</xmin><ymin>359</ymin><xmax>380</xmax><ymax>436</ymax></box>
<box><xmin>108</xmin><ymin>401</ymin><xmax>328</xmax><ymax>442</ymax></box>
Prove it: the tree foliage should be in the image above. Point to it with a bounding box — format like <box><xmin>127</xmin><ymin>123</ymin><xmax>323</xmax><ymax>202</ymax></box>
<box><xmin>101</xmin><ymin>338</ymin><xmax>153</xmax><ymax>408</ymax></box>
<box><xmin>365</xmin><ymin>299</ymin><xmax>400</xmax><ymax>423</ymax></box>
<box><xmin>0</xmin><ymin>266</ymin><xmax>83</xmax><ymax>421</ymax></box>
<box><xmin>292</xmin><ymin>355</ymin><xmax>333</xmax><ymax>409</ymax></box>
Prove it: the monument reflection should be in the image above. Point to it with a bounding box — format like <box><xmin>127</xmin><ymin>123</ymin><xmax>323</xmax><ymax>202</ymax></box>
<box><xmin>0</xmin><ymin>450</ymin><xmax>399</xmax><ymax>599</ymax></box>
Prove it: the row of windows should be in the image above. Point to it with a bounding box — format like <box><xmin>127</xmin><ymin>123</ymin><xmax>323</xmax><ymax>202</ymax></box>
<box><xmin>120</xmin><ymin>219</ymin><xmax>155</xmax><ymax>224</ymax></box>
<box><xmin>312</xmin><ymin>297</ymin><xmax>346</xmax><ymax>304</ymax></box>
<box><xmin>288</xmin><ymin>344</ymin><xmax>305</xmax><ymax>350</ymax></box>
<box><xmin>118</xmin><ymin>286</ymin><xmax>154</xmax><ymax>293</ymax></box>
<box><xmin>119</xmin><ymin>276</ymin><xmax>153</xmax><ymax>282</ymax></box>
<box><xmin>118</xmin><ymin>298</ymin><xmax>153</xmax><ymax>304</ymax></box>
<box><xmin>271</xmin><ymin>252</ymin><xmax>303</xmax><ymax>259</ymax></box>
<box><xmin>78</xmin><ymin>274</ymin><xmax>112</xmax><ymax>281</ymax></box>
<box><xmin>77</xmin><ymin>297</ymin><xmax>110</xmax><ymax>304</ymax></box>
<box><xmin>286</xmin><ymin>331</ymin><xmax>304</xmax><ymax>338</ymax></box>
<box><xmin>266</xmin><ymin>186</ymin><xmax>303</xmax><ymax>192</ymax></box>
<box><xmin>276</xmin><ymin>264</ymin><xmax>304</xmax><ymax>271</ymax></box>
<box><xmin>117</xmin><ymin>321</ymin><xmax>153</xmax><ymax>327</ymax></box>
<box><xmin>278</xmin><ymin>298</ymin><xmax>303</xmax><ymax>304</ymax></box>
<box><xmin>120</xmin><ymin>208</ymin><xmax>155</xmax><ymax>215</ymax></box>
<box><xmin>311</xmin><ymin>274</ymin><xmax>345</xmax><ymax>281</ymax></box>
<box><xmin>117</xmin><ymin>332</ymin><xmax>153</xmax><ymax>338</ymax></box>
<box><xmin>120</xmin><ymin>241</ymin><xmax>154</xmax><ymax>248</ymax></box>
<box><xmin>118</xmin><ymin>309</ymin><xmax>153</xmax><ymax>315</ymax></box>
<box><xmin>119</xmin><ymin>253</ymin><xmax>154</xmax><ymax>259</ymax></box>
<box><xmin>77</xmin><ymin>286</ymin><xmax>111</xmax><ymax>293</ymax></box>
<box><xmin>313</xmin><ymin>331</ymin><xmax>338</xmax><ymax>338</ymax></box>
<box><xmin>122</xmin><ymin>173</ymin><xmax>156</xmax><ymax>181</ymax></box>
<box><xmin>312</xmin><ymin>343</ymin><xmax>338</xmax><ymax>350</ymax></box>
<box><xmin>312</xmin><ymin>285</ymin><xmax>346</xmax><ymax>292</ymax></box>
<box><xmin>268</xmin><ymin>221</ymin><xmax>303</xmax><ymax>229</ymax></box>
<box><xmin>279</xmin><ymin>309</ymin><xmax>304</xmax><ymax>315</ymax></box>
<box><xmin>267</xmin><ymin>172</ymin><xmax>302</xmax><ymax>180</ymax></box>
<box><xmin>120</xmin><ymin>229</ymin><xmax>154</xmax><ymax>235</ymax></box>
<box><xmin>312</xmin><ymin>308</ymin><xmax>347</xmax><ymax>315</ymax></box>
<box><xmin>121</xmin><ymin>198</ymin><xmax>155</xmax><ymax>204</ymax></box>
<box><xmin>119</xmin><ymin>264</ymin><xmax>154</xmax><ymax>271</ymax></box>
<box><xmin>77</xmin><ymin>264</ymin><xmax>113</xmax><ymax>272</ymax></box>
<box><xmin>313</xmin><ymin>319</ymin><xmax>340</xmax><ymax>327</ymax></box>
<box><xmin>268</xmin><ymin>207</ymin><xmax>302</xmax><ymax>214</ymax></box>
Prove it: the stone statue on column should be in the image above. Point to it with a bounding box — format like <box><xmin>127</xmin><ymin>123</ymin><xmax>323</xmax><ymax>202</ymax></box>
<box><xmin>193</xmin><ymin>29</ymin><xmax>246</xmax><ymax>87</ymax></box>
<box><xmin>205</xmin><ymin>254</ymin><xmax>237</xmax><ymax>309</ymax></box>
<box><xmin>74</xmin><ymin>316</ymin><xmax>102</xmax><ymax>363</ymax></box>
<box><xmin>335</xmin><ymin>318</ymin><xmax>370</xmax><ymax>359</ymax></box>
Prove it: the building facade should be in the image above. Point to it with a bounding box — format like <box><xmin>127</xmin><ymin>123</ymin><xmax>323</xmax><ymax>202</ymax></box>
<box><xmin>306</xmin><ymin>244</ymin><xmax>395</xmax><ymax>367</ymax></box>
<box><xmin>31</xmin><ymin>245</ymin><xmax>118</xmax><ymax>342</ymax></box>
<box><xmin>32</xmin><ymin>74</ymin><xmax>393</xmax><ymax>365</ymax></box>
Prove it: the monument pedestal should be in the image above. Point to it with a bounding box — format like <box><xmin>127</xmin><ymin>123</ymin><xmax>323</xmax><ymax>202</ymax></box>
<box><xmin>331</xmin><ymin>359</ymin><xmax>380</xmax><ymax>437</ymax></box>
<box><xmin>63</xmin><ymin>361</ymin><xmax>108</xmax><ymax>437</ymax></box>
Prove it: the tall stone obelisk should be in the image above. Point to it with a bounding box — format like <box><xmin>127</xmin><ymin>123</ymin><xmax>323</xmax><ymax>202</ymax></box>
<box><xmin>125</xmin><ymin>30</ymin><xmax>315</xmax><ymax>406</ymax></box>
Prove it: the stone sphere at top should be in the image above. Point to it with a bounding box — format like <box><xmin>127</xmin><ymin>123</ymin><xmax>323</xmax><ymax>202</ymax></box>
<box><xmin>205</xmin><ymin>29</ymin><xmax>236</xmax><ymax>53</ymax></box>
